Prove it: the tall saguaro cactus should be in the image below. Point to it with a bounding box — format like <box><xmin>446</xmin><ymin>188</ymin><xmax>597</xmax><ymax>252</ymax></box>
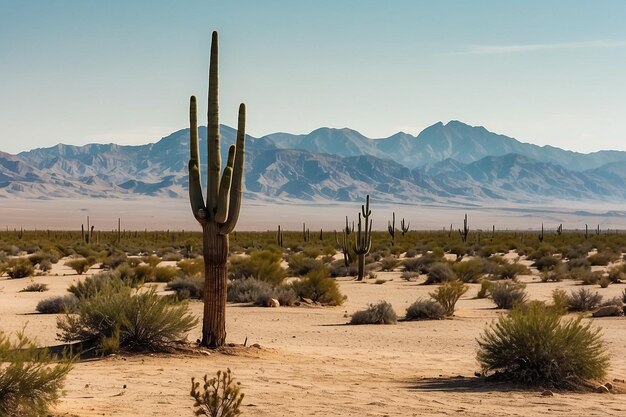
<box><xmin>188</xmin><ymin>31</ymin><xmax>246</xmax><ymax>348</ymax></box>
<box><xmin>352</xmin><ymin>195</ymin><xmax>372</xmax><ymax>281</ymax></box>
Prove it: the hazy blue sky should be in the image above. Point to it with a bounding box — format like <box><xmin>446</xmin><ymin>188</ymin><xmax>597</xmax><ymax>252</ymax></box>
<box><xmin>1</xmin><ymin>0</ymin><xmax>625</xmax><ymax>154</ymax></box>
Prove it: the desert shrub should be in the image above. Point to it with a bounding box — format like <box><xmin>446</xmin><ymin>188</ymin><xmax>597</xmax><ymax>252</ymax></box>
<box><xmin>0</xmin><ymin>330</ymin><xmax>73</xmax><ymax>417</ymax></box>
<box><xmin>28</xmin><ymin>251</ymin><xmax>58</xmax><ymax>266</ymax></box>
<box><xmin>380</xmin><ymin>256</ymin><xmax>399</xmax><ymax>272</ymax></box>
<box><xmin>476</xmin><ymin>279</ymin><xmax>493</xmax><ymax>299</ymax></box>
<box><xmin>142</xmin><ymin>255</ymin><xmax>162</xmax><ymax>267</ymax></box>
<box><xmin>622</xmin><ymin>288</ymin><xmax>626</xmax><ymax>304</ymax></box>
<box><xmin>452</xmin><ymin>258</ymin><xmax>485</xmax><ymax>283</ymax></box>
<box><xmin>404</xmin><ymin>248</ymin><xmax>418</xmax><ymax>258</ymax></box>
<box><xmin>405</xmin><ymin>299</ymin><xmax>446</xmax><ymax>320</ymax></box>
<box><xmin>153</xmin><ymin>265</ymin><xmax>180</xmax><ymax>283</ymax></box>
<box><xmin>228</xmin><ymin>250</ymin><xmax>285</xmax><ymax>285</ymax></box>
<box><xmin>57</xmin><ymin>285</ymin><xmax>197</xmax><ymax>353</ymax></box>
<box><xmin>115</xmin><ymin>263</ymin><xmax>149</xmax><ymax>287</ymax></box>
<box><xmin>167</xmin><ymin>276</ymin><xmax>204</xmax><ymax>300</ymax></box>
<box><xmin>568</xmin><ymin>288</ymin><xmax>603</xmax><ymax>312</ymax></box>
<box><xmin>531</xmin><ymin>255</ymin><xmax>561</xmax><ymax>272</ymax></box>
<box><xmin>476</xmin><ymin>302</ymin><xmax>609</xmax><ymax>388</ymax></box>
<box><xmin>272</xmin><ymin>286</ymin><xmax>299</xmax><ymax>307</ymax></box>
<box><xmin>567</xmin><ymin>257</ymin><xmax>591</xmax><ymax>271</ymax></box>
<box><xmin>424</xmin><ymin>262</ymin><xmax>456</xmax><ymax>284</ymax></box>
<box><xmin>587</xmin><ymin>252</ymin><xmax>614</xmax><ymax>266</ymax></box>
<box><xmin>67</xmin><ymin>272</ymin><xmax>128</xmax><ymax>300</ymax></box>
<box><xmin>177</xmin><ymin>258</ymin><xmax>204</xmax><ymax>277</ymax></box>
<box><xmin>38</xmin><ymin>259</ymin><xmax>53</xmax><ymax>272</ymax></box>
<box><xmin>551</xmin><ymin>289</ymin><xmax>570</xmax><ymax>315</ymax></box>
<box><xmin>327</xmin><ymin>260</ymin><xmax>356</xmax><ymax>277</ymax></box>
<box><xmin>489</xmin><ymin>281</ymin><xmax>527</xmax><ymax>309</ymax></box>
<box><xmin>291</xmin><ymin>268</ymin><xmax>345</xmax><ymax>306</ymax></box>
<box><xmin>6</xmin><ymin>258</ymin><xmax>35</xmax><ymax>279</ymax></box>
<box><xmin>607</xmin><ymin>265</ymin><xmax>624</xmax><ymax>283</ymax></box>
<box><xmin>36</xmin><ymin>295</ymin><xmax>79</xmax><ymax>314</ymax></box>
<box><xmin>400</xmin><ymin>271</ymin><xmax>420</xmax><ymax>282</ymax></box>
<box><xmin>350</xmin><ymin>301</ymin><xmax>397</xmax><ymax>325</ymax></box>
<box><xmin>20</xmin><ymin>282</ymin><xmax>48</xmax><ymax>292</ymax></box>
<box><xmin>599</xmin><ymin>276</ymin><xmax>611</xmax><ymax>288</ymax></box>
<box><xmin>227</xmin><ymin>278</ymin><xmax>272</xmax><ymax>304</ymax></box>
<box><xmin>429</xmin><ymin>279</ymin><xmax>468</xmax><ymax>316</ymax></box>
<box><xmin>101</xmin><ymin>252</ymin><xmax>128</xmax><ymax>270</ymax></box>
<box><xmin>578</xmin><ymin>270</ymin><xmax>602</xmax><ymax>285</ymax></box>
<box><xmin>402</xmin><ymin>253</ymin><xmax>441</xmax><ymax>273</ymax></box>
<box><xmin>132</xmin><ymin>264</ymin><xmax>155</xmax><ymax>282</ymax></box>
<box><xmin>190</xmin><ymin>368</ymin><xmax>244</xmax><ymax>417</ymax></box>
<box><xmin>65</xmin><ymin>257</ymin><xmax>94</xmax><ymax>275</ymax></box>
<box><xmin>492</xmin><ymin>262</ymin><xmax>530</xmax><ymax>280</ymax></box>
<box><xmin>287</xmin><ymin>253</ymin><xmax>323</xmax><ymax>276</ymax></box>
<box><xmin>161</xmin><ymin>251</ymin><xmax>183</xmax><ymax>262</ymax></box>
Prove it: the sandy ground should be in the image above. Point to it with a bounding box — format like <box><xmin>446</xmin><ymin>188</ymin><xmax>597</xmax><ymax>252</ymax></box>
<box><xmin>0</xmin><ymin>259</ymin><xmax>625</xmax><ymax>417</ymax></box>
<box><xmin>3</xmin><ymin>197</ymin><xmax>626</xmax><ymax>231</ymax></box>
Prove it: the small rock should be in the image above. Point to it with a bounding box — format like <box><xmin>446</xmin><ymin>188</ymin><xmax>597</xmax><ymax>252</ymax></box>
<box><xmin>604</xmin><ymin>382</ymin><xmax>613</xmax><ymax>390</ymax></box>
<box><xmin>592</xmin><ymin>305</ymin><xmax>623</xmax><ymax>317</ymax></box>
<box><xmin>252</xmin><ymin>343</ymin><xmax>261</xmax><ymax>348</ymax></box>
<box><xmin>269</xmin><ymin>298</ymin><xmax>280</xmax><ymax>308</ymax></box>
<box><xmin>541</xmin><ymin>390</ymin><xmax>554</xmax><ymax>397</ymax></box>
<box><xmin>613</xmin><ymin>378</ymin><xmax>625</xmax><ymax>383</ymax></box>
<box><xmin>595</xmin><ymin>385</ymin><xmax>610</xmax><ymax>394</ymax></box>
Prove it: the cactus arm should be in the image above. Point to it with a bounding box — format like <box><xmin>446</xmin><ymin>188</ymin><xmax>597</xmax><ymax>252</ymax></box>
<box><xmin>207</xmin><ymin>31</ymin><xmax>221</xmax><ymax>217</ymax></box>
<box><xmin>188</xmin><ymin>95</ymin><xmax>207</xmax><ymax>221</ymax></box>
<box><xmin>219</xmin><ymin>103</ymin><xmax>246</xmax><ymax>234</ymax></box>
<box><xmin>361</xmin><ymin>195</ymin><xmax>371</xmax><ymax>217</ymax></box>
<box><xmin>215</xmin><ymin>145</ymin><xmax>235</xmax><ymax>223</ymax></box>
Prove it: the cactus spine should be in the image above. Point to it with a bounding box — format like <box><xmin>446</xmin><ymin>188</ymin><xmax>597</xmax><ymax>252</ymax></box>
<box><xmin>188</xmin><ymin>31</ymin><xmax>246</xmax><ymax>348</ymax></box>
<box><xmin>351</xmin><ymin>195</ymin><xmax>372</xmax><ymax>281</ymax></box>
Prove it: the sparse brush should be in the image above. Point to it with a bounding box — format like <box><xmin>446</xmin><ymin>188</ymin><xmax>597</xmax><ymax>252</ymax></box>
<box><xmin>531</xmin><ymin>255</ymin><xmax>561</xmax><ymax>272</ymax></box>
<box><xmin>0</xmin><ymin>330</ymin><xmax>73</xmax><ymax>417</ymax></box>
<box><xmin>568</xmin><ymin>288</ymin><xmax>603</xmax><ymax>312</ymax></box>
<box><xmin>476</xmin><ymin>279</ymin><xmax>493</xmax><ymax>299</ymax></box>
<box><xmin>167</xmin><ymin>276</ymin><xmax>205</xmax><ymax>300</ymax></box>
<box><xmin>587</xmin><ymin>252</ymin><xmax>613</xmax><ymax>266</ymax></box>
<box><xmin>551</xmin><ymin>288</ymin><xmax>570</xmax><ymax>315</ymax></box>
<box><xmin>578</xmin><ymin>269</ymin><xmax>602</xmax><ymax>285</ymax></box>
<box><xmin>68</xmin><ymin>272</ymin><xmax>129</xmax><ymax>300</ymax></box>
<box><xmin>142</xmin><ymin>255</ymin><xmax>162</xmax><ymax>267</ymax></box>
<box><xmin>36</xmin><ymin>295</ymin><xmax>79</xmax><ymax>314</ymax></box>
<box><xmin>380</xmin><ymin>256</ymin><xmax>399</xmax><ymax>272</ymax></box>
<box><xmin>400</xmin><ymin>271</ymin><xmax>420</xmax><ymax>282</ymax></box>
<box><xmin>489</xmin><ymin>280</ymin><xmax>527</xmax><ymax>309</ymax></box>
<box><xmin>477</xmin><ymin>302</ymin><xmax>609</xmax><ymax>388</ymax></box>
<box><xmin>405</xmin><ymin>299</ymin><xmax>446</xmax><ymax>320</ymax></box>
<box><xmin>287</xmin><ymin>253</ymin><xmax>324</xmax><ymax>276</ymax></box>
<box><xmin>20</xmin><ymin>282</ymin><xmax>49</xmax><ymax>292</ymax></box>
<box><xmin>291</xmin><ymin>267</ymin><xmax>345</xmax><ymax>306</ymax></box>
<box><xmin>424</xmin><ymin>262</ymin><xmax>456</xmax><ymax>284</ymax></box>
<box><xmin>190</xmin><ymin>368</ymin><xmax>244</xmax><ymax>417</ymax></box>
<box><xmin>492</xmin><ymin>262</ymin><xmax>530</xmax><ymax>280</ymax></box>
<box><xmin>227</xmin><ymin>278</ymin><xmax>272</xmax><ymax>304</ymax></box>
<box><xmin>452</xmin><ymin>258</ymin><xmax>485</xmax><ymax>283</ymax></box>
<box><xmin>177</xmin><ymin>258</ymin><xmax>205</xmax><ymax>277</ymax></box>
<box><xmin>599</xmin><ymin>275</ymin><xmax>611</xmax><ymax>288</ymax></box>
<box><xmin>57</xmin><ymin>284</ymin><xmax>197</xmax><ymax>353</ymax></box>
<box><xmin>153</xmin><ymin>265</ymin><xmax>180</xmax><ymax>282</ymax></box>
<box><xmin>607</xmin><ymin>265</ymin><xmax>624</xmax><ymax>283</ymax></box>
<box><xmin>429</xmin><ymin>279</ymin><xmax>468</xmax><ymax>316</ymax></box>
<box><xmin>228</xmin><ymin>250</ymin><xmax>285</xmax><ymax>285</ymax></box>
<box><xmin>65</xmin><ymin>257</ymin><xmax>94</xmax><ymax>275</ymax></box>
<box><xmin>6</xmin><ymin>258</ymin><xmax>35</xmax><ymax>279</ymax></box>
<box><xmin>350</xmin><ymin>301</ymin><xmax>397</xmax><ymax>325</ymax></box>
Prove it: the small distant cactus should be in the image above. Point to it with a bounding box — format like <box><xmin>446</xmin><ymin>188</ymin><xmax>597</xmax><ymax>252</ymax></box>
<box><xmin>538</xmin><ymin>223</ymin><xmax>544</xmax><ymax>242</ymax></box>
<box><xmin>400</xmin><ymin>217</ymin><xmax>410</xmax><ymax>236</ymax></box>
<box><xmin>387</xmin><ymin>212</ymin><xmax>396</xmax><ymax>245</ymax></box>
<box><xmin>351</xmin><ymin>195</ymin><xmax>372</xmax><ymax>281</ymax></box>
<box><xmin>190</xmin><ymin>368</ymin><xmax>244</xmax><ymax>417</ymax></box>
<box><xmin>458</xmin><ymin>214</ymin><xmax>469</xmax><ymax>243</ymax></box>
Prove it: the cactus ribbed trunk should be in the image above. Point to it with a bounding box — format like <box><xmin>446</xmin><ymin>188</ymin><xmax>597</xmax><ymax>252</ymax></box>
<box><xmin>357</xmin><ymin>254</ymin><xmax>365</xmax><ymax>281</ymax></box>
<box><xmin>201</xmin><ymin>223</ymin><xmax>228</xmax><ymax>347</ymax></box>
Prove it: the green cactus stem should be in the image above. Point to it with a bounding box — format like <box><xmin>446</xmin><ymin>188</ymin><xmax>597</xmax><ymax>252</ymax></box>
<box><xmin>538</xmin><ymin>223</ymin><xmax>544</xmax><ymax>242</ymax></box>
<box><xmin>351</xmin><ymin>195</ymin><xmax>372</xmax><ymax>281</ymax></box>
<box><xmin>188</xmin><ymin>31</ymin><xmax>246</xmax><ymax>348</ymax></box>
<box><xmin>458</xmin><ymin>214</ymin><xmax>469</xmax><ymax>243</ymax></box>
<box><xmin>400</xmin><ymin>218</ymin><xmax>410</xmax><ymax>236</ymax></box>
<box><xmin>387</xmin><ymin>212</ymin><xmax>396</xmax><ymax>245</ymax></box>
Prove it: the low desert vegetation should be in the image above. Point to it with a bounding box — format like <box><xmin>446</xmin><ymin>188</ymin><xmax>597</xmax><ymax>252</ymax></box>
<box><xmin>291</xmin><ymin>268</ymin><xmax>345</xmax><ymax>306</ymax></box>
<box><xmin>405</xmin><ymin>299</ymin><xmax>446</xmax><ymax>320</ymax></box>
<box><xmin>20</xmin><ymin>282</ymin><xmax>49</xmax><ymax>292</ymax></box>
<box><xmin>0</xmin><ymin>330</ymin><xmax>73</xmax><ymax>416</ymax></box>
<box><xmin>477</xmin><ymin>302</ymin><xmax>609</xmax><ymax>388</ymax></box>
<box><xmin>36</xmin><ymin>294</ymin><xmax>79</xmax><ymax>314</ymax></box>
<box><xmin>350</xmin><ymin>301</ymin><xmax>397</xmax><ymax>325</ymax></box>
<box><xmin>489</xmin><ymin>280</ymin><xmax>527</xmax><ymax>309</ymax></box>
<box><xmin>429</xmin><ymin>279</ymin><xmax>468</xmax><ymax>316</ymax></box>
<box><xmin>190</xmin><ymin>368</ymin><xmax>244</xmax><ymax>417</ymax></box>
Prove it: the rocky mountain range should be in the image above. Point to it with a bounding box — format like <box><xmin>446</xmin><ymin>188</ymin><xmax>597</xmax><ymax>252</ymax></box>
<box><xmin>2</xmin><ymin>121</ymin><xmax>626</xmax><ymax>203</ymax></box>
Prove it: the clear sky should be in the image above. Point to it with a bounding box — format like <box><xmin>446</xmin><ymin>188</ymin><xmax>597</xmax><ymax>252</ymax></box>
<box><xmin>1</xmin><ymin>0</ymin><xmax>625</xmax><ymax>154</ymax></box>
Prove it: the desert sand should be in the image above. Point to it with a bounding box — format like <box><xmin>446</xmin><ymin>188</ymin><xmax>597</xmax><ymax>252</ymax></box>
<box><xmin>1</xmin><ymin>258</ymin><xmax>625</xmax><ymax>417</ymax></box>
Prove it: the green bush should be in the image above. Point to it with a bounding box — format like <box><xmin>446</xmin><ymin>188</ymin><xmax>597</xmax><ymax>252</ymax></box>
<box><xmin>0</xmin><ymin>330</ymin><xmax>73</xmax><ymax>416</ymax></box>
<box><xmin>531</xmin><ymin>255</ymin><xmax>561</xmax><ymax>272</ymax></box>
<box><xmin>68</xmin><ymin>272</ymin><xmax>128</xmax><ymax>300</ymax></box>
<box><xmin>452</xmin><ymin>258</ymin><xmax>485</xmax><ymax>283</ymax></box>
<box><xmin>228</xmin><ymin>250</ymin><xmax>285</xmax><ymax>285</ymax></box>
<box><xmin>6</xmin><ymin>258</ymin><xmax>35</xmax><ymax>279</ymax></box>
<box><xmin>405</xmin><ymin>299</ymin><xmax>445</xmax><ymax>320</ymax></box>
<box><xmin>587</xmin><ymin>252</ymin><xmax>613</xmax><ymax>266</ymax></box>
<box><xmin>477</xmin><ymin>302</ymin><xmax>609</xmax><ymax>388</ymax></box>
<box><xmin>65</xmin><ymin>257</ymin><xmax>94</xmax><ymax>275</ymax></box>
<box><xmin>424</xmin><ymin>262</ymin><xmax>456</xmax><ymax>284</ymax></box>
<box><xmin>350</xmin><ymin>301</ymin><xmax>397</xmax><ymax>325</ymax></box>
<box><xmin>167</xmin><ymin>276</ymin><xmax>204</xmax><ymax>300</ymax></box>
<box><xmin>402</xmin><ymin>253</ymin><xmax>441</xmax><ymax>273</ymax></box>
<box><xmin>287</xmin><ymin>253</ymin><xmax>324</xmax><ymax>276</ymax></box>
<box><xmin>190</xmin><ymin>368</ymin><xmax>244</xmax><ymax>417</ymax></box>
<box><xmin>489</xmin><ymin>280</ymin><xmax>527</xmax><ymax>309</ymax></box>
<box><xmin>567</xmin><ymin>288</ymin><xmax>603</xmax><ymax>312</ymax></box>
<box><xmin>227</xmin><ymin>278</ymin><xmax>272</xmax><ymax>304</ymax></box>
<box><xmin>57</xmin><ymin>284</ymin><xmax>197</xmax><ymax>352</ymax></box>
<box><xmin>20</xmin><ymin>282</ymin><xmax>48</xmax><ymax>292</ymax></box>
<box><xmin>429</xmin><ymin>279</ymin><xmax>468</xmax><ymax>316</ymax></box>
<box><xmin>36</xmin><ymin>295</ymin><xmax>79</xmax><ymax>314</ymax></box>
<box><xmin>142</xmin><ymin>255</ymin><xmax>162</xmax><ymax>267</ymax></box>
<box><xmin>291</xmin><ymin>268</ymin><xmax>345</xmax><ymax>306</ymax></box>
<box><xmin>380</xmin><ymin>256</ymin><xmax>400</xmax><ymax>272</ymax></box>
<box><xmin>177</xmin><ymin>258</ymin><xmax>204</xmax><ymax>277</ymax></box>
<box><xmin>492</xmin><ymin>262</ymin><xmax>530</xmax><ymax>280</ymax></box>
<box><xmin>476</xmin><ymin>279</ymin><xmax>493</xmax><ymax>299</ymax></box>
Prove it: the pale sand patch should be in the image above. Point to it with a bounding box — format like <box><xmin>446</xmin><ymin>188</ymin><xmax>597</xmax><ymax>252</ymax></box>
<box><xmin>1</xmin><ymin>264</ymin><xmax>625</xmax><ymax>416</ymax></box>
